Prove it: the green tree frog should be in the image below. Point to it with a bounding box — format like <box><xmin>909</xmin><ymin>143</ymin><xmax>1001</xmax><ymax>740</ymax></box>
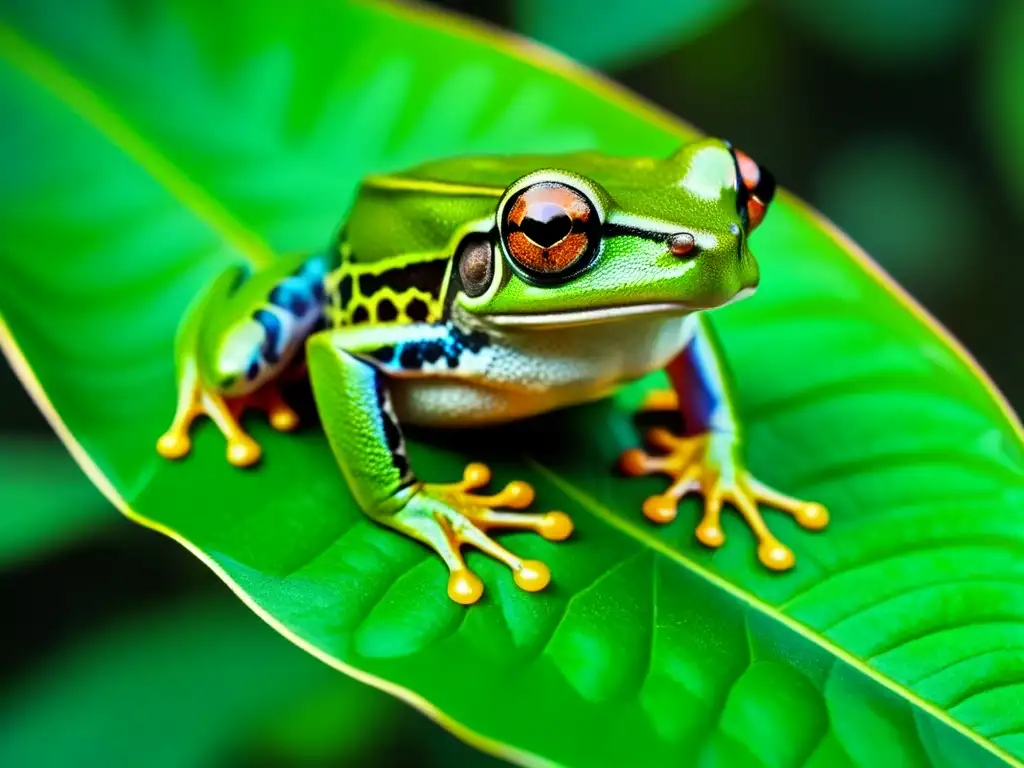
<box><xmin>156</xmin><ymin>138</ymin><xmax>829</xmax><ymax>605</ymax></box>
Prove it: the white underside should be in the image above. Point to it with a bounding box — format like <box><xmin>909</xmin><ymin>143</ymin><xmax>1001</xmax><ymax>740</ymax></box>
<box><xmin>390</xmin><ymin>312</ymin><xmax>696</xmax><ymax>427</ymax></box>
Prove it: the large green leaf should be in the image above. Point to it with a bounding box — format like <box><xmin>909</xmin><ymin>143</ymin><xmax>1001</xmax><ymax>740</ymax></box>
<box><xmin>1</xmin><ymin>0</ymin><xmax>1022</xmax><ymax>766</ymax></box>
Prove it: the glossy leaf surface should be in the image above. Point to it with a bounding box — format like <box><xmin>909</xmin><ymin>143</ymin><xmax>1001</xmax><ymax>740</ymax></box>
<box><xmin>0</xmin><ymin>1</ymin><xmax>1022</xmax><ymax>766</ymax></box>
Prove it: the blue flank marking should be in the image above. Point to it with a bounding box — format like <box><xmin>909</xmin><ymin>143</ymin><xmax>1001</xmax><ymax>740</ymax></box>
<box><xmin>368</xmin><ymin>323</ymin><xmax>489</xmax><ymax>371</ymax></box>
<box><xmin>270</xmin><ymin>254</ymin><xmax>332</xmax><ymax>317</ymax></box>
<box><xmin>253</xmin><ymin>308</ymin><xmax>283</xmax><ymax>364</ymax></box>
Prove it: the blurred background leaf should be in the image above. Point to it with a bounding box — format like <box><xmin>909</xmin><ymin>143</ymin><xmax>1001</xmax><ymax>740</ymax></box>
<box><xmin>0</xmin><ymin>596</ymin><xmax>397</xmax><ymax>768</ymax></box>
<box><xmin>774</xmin><ymin>0</ymin><xmax>985</xmax><ymax>68</ymax></box>
<box><xmin>811</xmin><ymin>135</ymin><xmax>982</xmax><ymax>303</ymax></box>
<box><xmin>0</xmin><ymin>435</ymin><xmax>110</xmax><ymax>569</ymax></box>
<box><xmin>512</xmin><ymin>0</ymin><xmax>747</xmax><ymax>70</ymax></box>
<box><xmin>0</xmin><ymin>587</ymin><xmax>499</xmax><ymax>767</ymax></box>
<box><xmin>982</xmin><ymin>0</ymin><xmax>1024</xmax><ymax>216</ymax></box>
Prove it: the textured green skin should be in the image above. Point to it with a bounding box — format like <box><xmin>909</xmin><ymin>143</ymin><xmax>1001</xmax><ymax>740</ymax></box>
<box><xmin>173</xmin><ymin>251</ymin><xmax>316</xmax><ymax>398</ymax></box>
<box><xmin>349</xmin><ymin>141</ymin><xmax>758</xmax><ymax>320</ymax></box>
<box><xmin>1</xmin><ymin>1</ymin><xmax>1023</xmax><ymax>767</ymax></box>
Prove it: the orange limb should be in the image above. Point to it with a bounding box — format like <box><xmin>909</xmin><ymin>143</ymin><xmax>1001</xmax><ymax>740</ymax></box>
<box><xmin>156</xmin><ymin>366</ymin><xmax>299</xmax><ymax>468</ymax></box>
<box><xmin>620</xmin><ymin>431</ymin><xmax>828</xmax><ymax>571</ymax></box>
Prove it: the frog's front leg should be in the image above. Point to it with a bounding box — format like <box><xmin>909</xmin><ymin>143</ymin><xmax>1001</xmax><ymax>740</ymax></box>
<box><xmin>619</xmin><ymin>317</ymin><xmax>828</xmax><ymax>570</ymax></box>
<box><xmin>307</xmin><ymin>327</ymin><xmax>573</xmax><ymax>605</ymax></box>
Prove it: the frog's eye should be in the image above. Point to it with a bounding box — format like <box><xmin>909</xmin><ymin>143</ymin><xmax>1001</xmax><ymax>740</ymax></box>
<box><xmin>733</xmin><ymin>148</ymin><xmax>776</xmax><ymax>231</ymax></box>
<box><xmin>455</xmin><ymin>234</ymin><xmax>495</xmax><ymax>299</ymax></box>
<box><xmin>502</xmin><ymin>182</ymin><xmax>598</xmax><ymax>280</ymax></box>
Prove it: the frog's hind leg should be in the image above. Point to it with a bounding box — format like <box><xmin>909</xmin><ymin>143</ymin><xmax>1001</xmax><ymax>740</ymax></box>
<box><xmin>156</xmin><ymin>360</ymin><xmax>264</xmax><ymax>467</ymax></box>
<box><xmin>157</xmin><ymin>370</ymin><xmax>300</xmax><ymax>468</ymax></box>
<box><xmin>157</xmin><ymin>255</ymin><xmax>326</xmax><ymax>468</ymax></box>
<box><xmin>228</xmin><ymin>382</ymin><xmax>300</xmax><ymax>433</ymax></box>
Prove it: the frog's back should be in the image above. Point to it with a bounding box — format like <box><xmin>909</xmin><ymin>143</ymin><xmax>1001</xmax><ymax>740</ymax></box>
<box><xmin>332</xmin><ymin>151</ymin><xmax>654</xmax><ymax>326</ymax></box>
<box><xmin>401</xmin><ymin>151</ymin><xmax>654</xmax><ymax>189</ymax></box>
<box><xmin>340</xmin><ymin>151</ymin><xmax>653</xmax><ymax>262</ymax></box>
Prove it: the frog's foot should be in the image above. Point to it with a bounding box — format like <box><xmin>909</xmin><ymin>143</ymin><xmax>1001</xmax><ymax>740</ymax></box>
<box><xmin>228</xmin><ymin>383</ymin><xmax>301</xmax><ymax>434</ymax></box>
<box><xmin>156</xmin><ymin>377</ymin><xmax>298</xmax><ymax>468</ymax></box>
<box><xmin>638</xmin><ymin>388</ymin><xmax>679</xmax><ymax>412</ymax></box>
<box><xmin>386</xmin><ymin>463</ymin><xmax>574</xmax><ymax>605</ymax></box>
<box><xmin>619</xmin><ymin>429</ymin><xmax>829</xmax><ymax>571</ymax></box>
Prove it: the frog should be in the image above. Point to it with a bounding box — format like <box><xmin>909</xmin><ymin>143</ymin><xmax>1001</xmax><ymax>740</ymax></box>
<box><xmin>155</xmin><ymin>137</ymin><xmax>829</xmax><ymax>605</ymax></box>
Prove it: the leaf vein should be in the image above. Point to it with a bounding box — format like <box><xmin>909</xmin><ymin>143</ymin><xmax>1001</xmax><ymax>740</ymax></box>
<box><xmin>780</xmin><ymin>535</ymin><xmax>1024</xmax><ymax>612</ymax></box>
<box><xmin>0</xmin><ymin>18</ymin><xmax>277</xmax><ymax>270</ymax></box>
<box><xmin>818</xmin><ymin>576</ymin><xmax>1024</xmax><ymax>635</ymax></box>
<box><xmin>531</xmin><ymin>459</ymin><xmax>1022</xmax><ymax>767</ymax></box>
<box><xmin>911</xmin><ymin>647</ymin><xmax>1024</xmax><ymax>687</ymax></box>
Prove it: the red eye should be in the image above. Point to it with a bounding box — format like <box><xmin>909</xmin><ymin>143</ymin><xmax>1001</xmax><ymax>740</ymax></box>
<box><xmin>733</xmin><ymin>148</ymin><xmax>776</xmax><ymax>231</ymax></box>
<box><xmin>503</xmin><ymin>182</ymin><xmax>597</xmax><ymax>278</ymax></box>
<box><xmin>735</xmin><ymin>149</ymin><xmax>762</xmax><ymax>192</ymax></box>
<box><xmin>747</xmin><ymin>197</ymin><xmax>766</xmax><ymax>229</ymax></box>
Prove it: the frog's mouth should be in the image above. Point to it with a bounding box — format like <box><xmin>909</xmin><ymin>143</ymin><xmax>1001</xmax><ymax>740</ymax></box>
<box><xmin>482</xmin><ymin>288</ymin><xmax>755</xmax><ymax>330</ymax></box>
<box><xmin>482</xmin><ymin>301</ymin><xmax>690</xmax><ymax>330</ymax></box>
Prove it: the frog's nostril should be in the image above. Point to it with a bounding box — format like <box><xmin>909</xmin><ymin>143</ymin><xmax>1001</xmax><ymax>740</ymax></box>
<box><xmin>668</xmin><ymin>232</ymin><xmax>696</xmax><ymax>257</ymax></box>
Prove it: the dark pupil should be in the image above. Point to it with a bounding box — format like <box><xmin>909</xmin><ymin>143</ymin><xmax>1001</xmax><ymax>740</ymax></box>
<box><xmin>521</xmin><ymin>202</ymin><xmax>572</xmax><ymax>247</ymax></box>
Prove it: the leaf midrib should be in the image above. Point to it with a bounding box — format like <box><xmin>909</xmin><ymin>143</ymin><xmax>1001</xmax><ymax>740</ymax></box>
<box><xmin>529</xmin><ymin>458</ymin><xmax>1022</xmax><ymax>767</ymax></box>
<box><xmin>0</xmin><ymin>17</ymin><xmax>276</xmax><ymax>271</ymax></box>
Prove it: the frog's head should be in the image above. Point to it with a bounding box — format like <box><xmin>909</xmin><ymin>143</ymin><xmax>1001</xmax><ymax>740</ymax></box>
<box><xmin>452</xmin><ymin>137</ymin><xmax>773</xmax><ymax>330</ymax></box>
